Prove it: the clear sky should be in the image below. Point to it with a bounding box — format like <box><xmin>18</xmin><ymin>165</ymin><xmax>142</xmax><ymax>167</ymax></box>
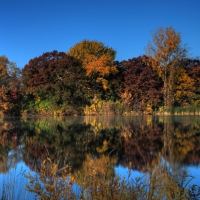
<box><xmin>0</xmin><ymin>0</ymin><xmax>199</xmax><ymax>68</ymax></box>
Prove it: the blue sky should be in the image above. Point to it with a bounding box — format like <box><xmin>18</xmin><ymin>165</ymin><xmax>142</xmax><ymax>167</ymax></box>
<box><xmin>0</xmin><ymin>0</ymin><xmax>199</xmax><ymax>68</ymax></box>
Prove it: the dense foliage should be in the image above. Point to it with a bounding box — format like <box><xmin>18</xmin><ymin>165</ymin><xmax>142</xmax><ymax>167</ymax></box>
<box><xmin>122</xmin><ymin>56</ymin><xmax>162</xmax><ymax>114</ymax></box>
<box><xmin>22</xmin><ymin>51</ymin><xmax>91</xmax><ymax>115</ymax></box>
<box><xmin>0</xmin><ymin>56</ymin><xmax>22</xmax><ymax>115</ymax></box>
<box><xmin>1</xmin><ymin>27</ymin><xmax>200</xmax><ymax>116</ymax></box>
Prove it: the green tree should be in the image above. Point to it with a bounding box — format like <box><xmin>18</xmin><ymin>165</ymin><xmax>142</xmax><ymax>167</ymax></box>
<box><xmin>145</xmin><ymin>26</ymin><xmax>187</xmax><ymax>108</ymax></box>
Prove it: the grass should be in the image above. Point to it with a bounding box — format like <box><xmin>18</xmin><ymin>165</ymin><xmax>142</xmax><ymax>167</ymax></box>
<box><xmin>25</xmin><ymin>157</ymin><xmax>200</xmax><ymax>200</ymax></box>
<box><xmin>161</xmin><ymin>106</ymin><xmax>200</xmax><ymax>115</ymax></box>
<box><xmin>0</xmin><ymin>166</ymin><xmax>33</xmax><ymax>200</ymax></box>
<box><xmin>0</xmin><ymin>160</ymin><xmax>200</xmax><ymax>200</ymax></box>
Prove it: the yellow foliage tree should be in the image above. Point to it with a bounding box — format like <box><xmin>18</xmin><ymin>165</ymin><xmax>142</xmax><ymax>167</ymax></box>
<box><xmin>68</xmin><ymin>39</ymin><xmax>116</xmax><ymax>61</ymax></box>
<box><xmin>0</xmin><ymin>86</ymin><xmax>14</xmax><ymax>113</ymax></box>
<box><xmin>0</xmin><ymin>56</ymin><xmax>8</xmax><ymax>84</ymax></box>
<box><xmin>145</xmin><ymin>26</ymin><xmax>187</xmax><ymax>108</ymax></box>
<box><xmin>174</xmin><ymin>67</ymin><xmax>195</xmax><ymax>106</ymax></box>
<box><xmin>68</xmin><ymin>40</ymin><xmax>118</xmax><ymax>92</ymax></box>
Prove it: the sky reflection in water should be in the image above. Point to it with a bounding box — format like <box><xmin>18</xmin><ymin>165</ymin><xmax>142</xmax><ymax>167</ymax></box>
<box><xmin>0</xmin><ymin>116</ymin><xmax>199</xmax><ymax>198</ymax></box>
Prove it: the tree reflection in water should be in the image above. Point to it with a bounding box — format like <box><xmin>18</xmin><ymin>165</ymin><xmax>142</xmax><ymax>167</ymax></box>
<box><xmin>0</xmin><ymin>116</ymin><xmax>199</xmax><ymax>199</ymax></box>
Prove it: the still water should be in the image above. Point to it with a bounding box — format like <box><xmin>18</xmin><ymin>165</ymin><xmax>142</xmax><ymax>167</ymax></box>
<box><xmin>0</xmin><ymin>115</ymin><xmax>199</xmax><ymax>199</ymax></box>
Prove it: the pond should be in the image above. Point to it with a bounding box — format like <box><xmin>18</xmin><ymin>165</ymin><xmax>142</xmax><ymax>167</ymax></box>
<box><xmin>0</xmin><ymin>115</ymin><xmax>200</xmax><ymax>199</ymax></box>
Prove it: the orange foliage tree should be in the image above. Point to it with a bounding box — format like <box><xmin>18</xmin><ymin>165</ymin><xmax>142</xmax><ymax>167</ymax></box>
<box><xmin>68</xmin><ymin>40</ymin><xmax>118</xmax><ymax>96</ymax></box>
<box><xmin>174</xmin><ymin>67</ymin><xmax>195</xmax><ymax>106</ymax></box>
<box><xmin>145</xmin><ymin>26</ymin><xmax>188</xmax><ymax>108</ymax></box>
<box><xmin>0</xmin><ymin>56</ymin><xmax>22</xmax><ymax>115</ymax></box>
<box><xmin>83</xmin><ymin>54</ymin><xmax>118</xmax><ymax>90</ymax></box>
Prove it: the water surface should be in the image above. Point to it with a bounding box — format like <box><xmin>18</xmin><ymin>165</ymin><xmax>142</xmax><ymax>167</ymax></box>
<box><xmin>0</xmin><ymin>115</ymin><xmax>199</xmax><ymax>198</ymax></box>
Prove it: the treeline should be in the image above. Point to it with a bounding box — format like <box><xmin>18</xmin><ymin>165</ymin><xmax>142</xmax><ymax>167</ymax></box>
<box><xmin>0</xmin><ymin>26</ymin><xmax>200</xmax><ymax>116</ymax></box>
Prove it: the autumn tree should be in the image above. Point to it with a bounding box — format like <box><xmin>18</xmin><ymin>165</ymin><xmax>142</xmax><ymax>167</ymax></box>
<box><xmin>6</xmin><ymin>62</ymin><xmax>22</xmax><ymax>91</ymax></box>
<box><xmin>67</xmin><ymin>40</ymin><xmax>118</xmax><ymax>98</ymax></box>
<box><xmin>100</xmin><ymin>60</ymin><xmax>124</xmax><ymax>102</ymax></box>
<box><xmin>0</xmin><ymin>56</ymin><xmax>9</xmax><ymax>84</ymax></box>
<box><xmin>0</xmin><ymin>56</ymin><xmax>22</xmax><ymax>115</ymax></box>
<box><xmin>22</xmin><ymin>51</ymin><xmax>87</xmax><ymax>114</ymax></box>
<box><xmin>145</xmin><ymin>26</ymin><xmax>187</xmax><ymax>108</ymax></box>
<box><xmin>186</xmin><ymin>59</ymin><xmax>200</xmax><ymax>106</ymax></box>
<box><xmin>174</xmin><ymin>67</ymin><xmax>195</xmax><ymax>106</ymax></box>
<box><xmin>67</xmin><ymin>39</ymin><xmax>116</xmax><ymax>60</ymax></box>
<box><xmin>122</xmin><ymin>56</ymin><xmax>162</xmax><ymax>114</ymax></box>
<box><xmin>0</xmin><ymin>56</ymin><xmax>9</xmax><ymax>113</ymax></box>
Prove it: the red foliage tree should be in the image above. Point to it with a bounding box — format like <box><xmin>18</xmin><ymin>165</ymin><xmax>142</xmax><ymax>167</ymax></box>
<box><xmin>22</xmin><ymin>51</ymin><xmax>88</xmax><ymax>112</ymax></box>
<box><xmin>122</xmin><ymin>56</ymin><xmax>162</xmax><ymax>114</ymax></box>
<box><xmin>187</xmin><ymin>61</ymin><xmax>200</xmax><ymax>106</ymax></box>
